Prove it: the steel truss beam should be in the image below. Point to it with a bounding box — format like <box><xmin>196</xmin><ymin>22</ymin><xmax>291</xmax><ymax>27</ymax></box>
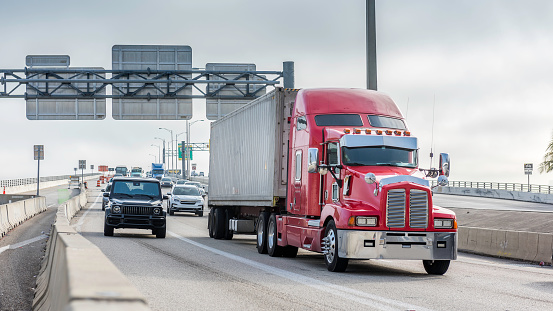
<box><xmin>0</xmin><ymin>68</ymin><xmax>283</xmax><ymax>99</ymax></box>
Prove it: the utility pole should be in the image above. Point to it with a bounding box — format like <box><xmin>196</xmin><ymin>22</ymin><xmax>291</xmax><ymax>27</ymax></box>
<box><xmin>367</xmin><ymin>0</ymin><xmax>377</xmax><ymax>90</ymax></box>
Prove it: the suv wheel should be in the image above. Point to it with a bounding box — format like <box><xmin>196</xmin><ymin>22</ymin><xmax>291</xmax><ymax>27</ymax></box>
<box><xmin>104</xmin><ymin>223</ymin><xmax>114</xmax><ymax>236</ymax></box>
<box><xmin>155</xmin><ymin>227</ymin><xmax>166</xmax><ymax>239</ymax></box>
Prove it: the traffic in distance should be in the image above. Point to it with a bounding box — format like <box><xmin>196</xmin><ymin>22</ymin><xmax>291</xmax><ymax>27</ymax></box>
<box><xmin>98</xmin><ymin>87</ymin><xmax>455</xmax><ymax>275</ymax></box>
<box><xmin>100</xmin><ymin>165</ymin><xmax>208</xmax><ymax>238</ymax></box>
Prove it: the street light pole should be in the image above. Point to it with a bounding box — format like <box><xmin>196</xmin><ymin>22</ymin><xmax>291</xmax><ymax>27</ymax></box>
<box><xmin>159</xmin><ymin>128</ymin><xmax>174</xmax><ymax>177</ymax></box>
<box><xmin>187</xmin><ymin>119</ymin><xmax>205</xmax><ymax>179</ymax></box>
<box><xmin>151</xmin><ymin>144</ymin><xmax>161</xmax><ymax>164</ymax></box>
<box><xmin>176</xmin><ymin>131</ymin><xmax>186</xmax><ymax>179</ymax></box>
<box><xmin>154</xmin><ymin>137</ymin><xmax>166</xmax><ymax>172</ymax></box>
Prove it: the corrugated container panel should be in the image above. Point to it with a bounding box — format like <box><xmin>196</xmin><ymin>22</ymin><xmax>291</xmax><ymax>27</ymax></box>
<box><xmin>209</xmin><ymin>88</ymin><xmax>297</xmax><ymax>206</ymax></box>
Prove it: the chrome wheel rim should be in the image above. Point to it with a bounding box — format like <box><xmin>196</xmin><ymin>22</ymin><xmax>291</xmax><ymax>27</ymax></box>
<box><xmin>257</xmin><ymin>219</ymin><xmax>264</xmax><ymax>247</ymax></box>
<box><xmin>325</xmin><ymin>229</ymin><xmax>336</xmax><ymax>263</ymax></box>
<box><xmin>268</xmin><ymin>219</ymin><xmax>275</xmax><ymax>250</ymax></box>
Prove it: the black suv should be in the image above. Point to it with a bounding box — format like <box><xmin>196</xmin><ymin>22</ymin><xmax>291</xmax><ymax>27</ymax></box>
<box><xmin>103</xmin><ymin>177</ymin><xmax>168</xmax><ymax>238</ymax></box>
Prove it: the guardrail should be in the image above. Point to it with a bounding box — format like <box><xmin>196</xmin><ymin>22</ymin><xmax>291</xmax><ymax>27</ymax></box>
<box><xmin>0</xmin><ymin>173</ymin><xmax>100</xmax><ymax>188</ymax></box>
<box><xmin>0</xmin><ymin>195</ymin><xmax>46</xmax><ymax>238</ymax></box>
<box><xmin>431</xmin><ymin>180</ymin><xmax>553</xmax><ymax>195</ymax></box>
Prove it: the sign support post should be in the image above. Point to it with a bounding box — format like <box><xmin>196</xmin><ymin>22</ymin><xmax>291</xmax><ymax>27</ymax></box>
<box><xmin>524</xmin><ymin>163</ymin><xmax>533</xmax><ymax>192</ymax></box>
<box><xmin>34</xmin><ymin>145</ymin><xmax>44</xmax><ymax>196</ymax></box>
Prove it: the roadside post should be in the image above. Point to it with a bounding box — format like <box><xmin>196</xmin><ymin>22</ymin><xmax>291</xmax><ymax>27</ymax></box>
<box><xmin>34</xmin><ymin>145</ymin><xmax>44</xmax><ymax>196</ymax></box>
<box><xmin>524</xmin><ymin>163</ymin><xmax>533</xmax><ymax>192</ymax></box>
<box><xmin>79</xmin><ymin>160</ymin><xmax>86</xmax><ymax>186</ymax></box>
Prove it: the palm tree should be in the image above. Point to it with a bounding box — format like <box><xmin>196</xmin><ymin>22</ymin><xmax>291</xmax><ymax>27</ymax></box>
<box><xmin>539</xmin><ymin>131</ymin><xmax>553</xmax><ymax>173</ymax></box>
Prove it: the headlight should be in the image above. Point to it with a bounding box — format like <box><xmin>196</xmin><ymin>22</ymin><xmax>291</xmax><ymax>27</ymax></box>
<box><xmin>153</xmin><ymin>207</ymin><xmax>161</xmax><ymax>215</ymax></box>
<box><xmin>434</xmin><ymin>218</ymin><xmax>456</xmax><ymax>229</ymax></box>
<box><xmin>197</xmin><ymin>200</ymin><xmax>203</xmax><ymax>204</ymax></box>
<box><xmin>113</xmin><ymin>206</ymin><xmax>121</xmax><ymax>213</ymax></box>
<box><xmin>348</xmin><ymin>216</ymin><xmax>378</xmax><ymax>227</ymax></box>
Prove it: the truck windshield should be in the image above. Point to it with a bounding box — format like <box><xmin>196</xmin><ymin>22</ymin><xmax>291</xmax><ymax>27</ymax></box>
<box><xmin>111</xmin><ymin>181</ymin><xmax>161</xmax><ymax>199</ymax></box>
<box><xmin>342</xmin><ymin>146</ymin><xmax>417</xmax><ymax>168</ymax></box>
<box><xmin>152</xmin><ymin>169</ymin><xmax>164</xmax><ymax>174</ymax></box>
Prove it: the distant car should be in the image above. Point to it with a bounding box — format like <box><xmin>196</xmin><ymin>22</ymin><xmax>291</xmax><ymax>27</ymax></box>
<box><xmin>114</xmin><ymin>174</ymin><xmax>123</xmax><ymax>177</ymax></box>
<box><xmin>184</xmin><ymin>181</ymin><xmax>202</xmax><ymax>188</ymax></box>
<box><xmin>167</xmin><ymin>185</ymin><xmax>204</xmax><ymax>216</ymax></box>
<box><xmin>101</xmin><ymin>183</ymin><xmax>112</xmax><ymax>211</ymax></box>
<box><xmin>176</xmin><ymin>180</ymin><xmax>186</xmax><ymax>185</ymax></box>
<box><xmin>199</xmin><ymin>172</ymin><xmax>205</xmax><ymax>176</ymax></box>
<box><xmin>160</xmin><ymin>177</ymin><xmax>173</xmax><ymax>188</ymax></box>
<box><xmin>191</xmin><ymin>171</ymin><xmax>198</xmax><ymax>177</ymax></box>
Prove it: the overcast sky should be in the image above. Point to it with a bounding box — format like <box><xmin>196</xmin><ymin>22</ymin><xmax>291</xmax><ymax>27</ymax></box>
<box><xmin>1</xmin><ymin>0</ymin><xmax>552</xmax><ymax>186</ymax></box>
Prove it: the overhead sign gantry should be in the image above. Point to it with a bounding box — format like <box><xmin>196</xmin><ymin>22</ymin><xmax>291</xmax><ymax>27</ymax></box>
<box><xmin>0</xmin><ymin>45</ymin><xmax>294</xmax><ymax>120</ymax></box>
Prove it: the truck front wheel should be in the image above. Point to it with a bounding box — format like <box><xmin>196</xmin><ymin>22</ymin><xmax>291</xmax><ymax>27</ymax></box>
<box><xmin>323</xmin><ymin>220</ymin><xmax>348</xmax><ymax>272</ymax></box>
<box><xmin>256</xmin><ymin>212</ymin><xmax>269</xmax><ymax>254</ymax></box>
<box><xmin>423</xmin><ymin>260</ymin><xmax>450</xmax><ymax>275</ymax></box>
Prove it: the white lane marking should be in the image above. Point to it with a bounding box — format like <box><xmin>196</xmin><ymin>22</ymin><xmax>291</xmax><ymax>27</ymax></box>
<box><xmin>73</xmin><ymin>195</ymin><xmax>101</xmax><ymax>233</ymax></box>
<box><xmin>0</xmin><ymin>234</ymin><xmax>48</xmax><ymax>255</ymax></box>
<box><xmin>168</xmin><ymin>231</ymin><xmax>433</xmax><ymax>311</ymax></box>
<box><xmin>47</xmin><ymin>204</ymin><xmax>55</xmax><ymax>208</ymax></box>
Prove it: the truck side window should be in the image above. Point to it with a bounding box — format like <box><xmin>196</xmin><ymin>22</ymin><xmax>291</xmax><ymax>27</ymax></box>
<box><xmin>295</xmin><ymin>150</ymin><xmax>302</xmax><ymax>181</ymax></box>
<box><xmin>297</xmin><ymin>116</ymin><xmax>307</xmax><ymax>131</ymax></box>
<box><xmin>327</xmin><ymin>143</ymin><xmax>339</xmax><ymax>166</ymax></box>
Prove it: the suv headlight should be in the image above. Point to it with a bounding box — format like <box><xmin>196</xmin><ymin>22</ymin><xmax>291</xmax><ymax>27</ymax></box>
<box><xmin>348</xmin><ymin>216</ymin><xmax>378</xmax><ymax>227</ymax></box>
<box><xmin>153</xmin><ymin>207</ymin><xmax>161</xmax><ymax>215</ymax></box>
<box><xmin>434</xmin><ymin>218</ymin><xmax>456</xmax><ymax>229</ymax></box>
<box><xmin>112</xmin><ymin>206</ymin><xmax>121</xmax><ymax>213</ymax></box>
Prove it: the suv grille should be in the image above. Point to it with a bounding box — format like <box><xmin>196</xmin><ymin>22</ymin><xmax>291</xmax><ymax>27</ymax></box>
<box><xmin>121</xmin><ymin>206</ymin><xmax>152</xmax><ymax>215</ymax></box>
<box><xmin>386</xmin><ymin>188</ymin><xmax>429</xmax><ymax>229</ymax></box>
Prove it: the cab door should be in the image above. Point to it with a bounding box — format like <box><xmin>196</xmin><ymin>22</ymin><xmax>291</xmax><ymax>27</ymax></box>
<box><xmin>291</xmin><ymin>149</ymin><xmax>302</xmax><ymax>213</ymax></box>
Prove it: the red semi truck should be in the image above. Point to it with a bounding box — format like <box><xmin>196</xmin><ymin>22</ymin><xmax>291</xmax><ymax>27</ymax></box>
<box><xmin>208</xmin><ymin>87</ymin><xmax>456</xmax><ymax>274</ymax></box>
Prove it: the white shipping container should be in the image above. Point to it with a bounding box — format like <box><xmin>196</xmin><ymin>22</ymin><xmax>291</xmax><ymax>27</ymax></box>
<box><xmin>208</xmin><ymin>88</ymin><xmax>298</xmax><ymax>207</ymax></box>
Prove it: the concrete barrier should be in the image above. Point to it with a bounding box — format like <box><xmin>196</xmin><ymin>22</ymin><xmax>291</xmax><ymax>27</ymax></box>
<box><xmin>33</xmin><ymin>187</ymin><xmax>151</xmax><ymax>311</ymax></box>
<box><xmin>0</xmin><ymin>204</ymin><xmax>11</xmax><ymax>238</ymax></box>
<box><xmin>3</xmin><ymin>175</ymin><xmax>99</xmax><ymax>195</ymax></box>
<box><xmin>435</xmin><ymin>186</ymin><xmax>553</xmax><ymax>204</ymax></box>
<box><xmin>458</xmin><ymin>226</ymin><xmax>553</xmax><ymax>264</ymax></box>
<box><xmin>6</xmin><ymin>201</ymin><xmax>26</xmax><ymax>227</ymax></box>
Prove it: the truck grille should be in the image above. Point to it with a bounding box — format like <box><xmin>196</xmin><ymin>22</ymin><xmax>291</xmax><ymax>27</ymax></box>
<box><xmin>121</xmin><ymin>206</ymin><xmax>152</xmax><ymax>215</ymax></box>
<box><xmin>386</xmin><ymin>189</ymin><xmax>406</xmax><ymax>228</ymax></box>
<box><xmin>386</xmin><ymin>189</ymin><xmax>429</xmax><ymax>229</ymax></box>
<box><xmin>409</xmin><ymin>190</ymin><xmax>428</xmax><ymax>229</ymax></box>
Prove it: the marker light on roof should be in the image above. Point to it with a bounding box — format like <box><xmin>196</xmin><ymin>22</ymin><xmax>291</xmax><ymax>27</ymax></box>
<box><xmin>404</xmin><ymin>131</ymin><xmax>411</xmax><ymax>136</ymax></box>
<box><xmin>394</xmin><ymin>130</ymin><xmax>402</xmax><ymax>136</ymax></box>
<box><xmin>344</xmin><ymin>128</ymin><xmax>351</xmax><ymax>134</ymax></box>
<box><xmin>385</xmin><ymin>130</ymin><xmax>393</xmax><ymax>135</ymax></box>
<box><xmin>376</xmin><ymin>130</ymin><xmax>383</xmax><ymax>135</ymax></box>
<box><xmin>365</xmin><ymin>129</ymin><xmax>372</xmax><ymax>134</ymax></box>
<box><xmin>354</xmin><ymin>129</ymin><xmax>361</xmax><ymax>134</ymax></box>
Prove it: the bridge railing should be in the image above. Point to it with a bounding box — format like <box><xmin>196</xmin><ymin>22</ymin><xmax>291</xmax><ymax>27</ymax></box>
<box><xmin>431</xmin><ymin>180</ymin><xmax>553</xmax><ymax>195</ymax></box>
<box><xmin>0</xmin><ymin>173</ymin><xmax>100</xmax><ymax>188</ymax></box>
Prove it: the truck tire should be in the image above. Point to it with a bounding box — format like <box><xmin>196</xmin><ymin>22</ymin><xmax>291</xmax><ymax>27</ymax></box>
<box><xmin>267</xmin><ymin>214</ymin><xmax>283</xmax><ymax>257</ymax></box>
<box><xmin>256</xmin><ymin>212</ymin><xmax>269</xmax><ymax>254</ymax></box>
<box><xmin>223</xmin><ymin>208</ymin><xmax>234</xmax><ymax>240</ymax></box>
<box><xmin>213</xmin><ymin>207</ymin><xmax>225</xmax><ymax>239</ymax></box>
<box><xmin>208</xmin><ymin>209</ymin><xmax>214</xmax><ymax>238</ymax></box>
<box><xmin>423</xmin><ymin>260</ymin><xmax>450</xmax><ymax>275</ymax></box>
<box><xmin>324</xmin><ymin>220</ymin><xmax>348</xmax><ymax>272</ymax></box>
<box><xmin>104</xmin><ymin>223</ymin><xmax>114</xmax><ymax>236</ymax></box>
<box><xmin>156</xmin><ymin>227</ymin><xmax>167</xmax><ymax>239</ymax></box>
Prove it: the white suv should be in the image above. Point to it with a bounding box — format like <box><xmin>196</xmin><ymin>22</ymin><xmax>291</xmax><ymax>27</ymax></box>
<box><xmin>167</xmin><ymin>185</ymin><xmax>204</xmax><ymax>217</ymax></box>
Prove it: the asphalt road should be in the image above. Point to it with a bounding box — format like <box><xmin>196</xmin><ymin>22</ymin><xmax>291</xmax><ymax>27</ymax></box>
<box><xmin>0</xmin><ymin>185</ymin><xmax>80</xmax><ymax>311</ymax></box>
<box><xmin>73</xmin><ymin>188</ymin><xmax>553</xmax><ymax>311</ymax></box>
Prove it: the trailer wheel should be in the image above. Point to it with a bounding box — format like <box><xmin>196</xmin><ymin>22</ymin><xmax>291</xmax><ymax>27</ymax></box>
<box><xmin>223</xmin><ymin>208</ymin><xmax>234</xmax><ymax>240</ymax></box>
<box><xmin>213</xmin><ymin>207</ymin><xmax>225</xmax><ymax>239</ymax></box>
<box><xmin>267</xmin><ymin>214</ymin><xmax>283</xmax><ymax>257</ymax></box>
<box><xmin>323</xmin><ymin>220</ymin><xmax>348</xmax><ymax>272</ymax></box>
<box><xmin>423</xmin><ymin>260</ymin><xmax>450</xmax><ymax>275</ymax></box>
<box><xmin>208</xmin><ymin>209</ymin><xmax>214</xmax><ymax>238</ymax></box>
<box><xmin>256</xmin><ymin>212</ymin><xmax>269</xmax><ymax>254</ymax></box>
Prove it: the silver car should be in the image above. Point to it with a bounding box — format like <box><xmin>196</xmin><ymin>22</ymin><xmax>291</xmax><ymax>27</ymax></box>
<box><xmin>168</xmin><ymin>185</ymin><xmax>204</xmax><ymax>217</ymax></box>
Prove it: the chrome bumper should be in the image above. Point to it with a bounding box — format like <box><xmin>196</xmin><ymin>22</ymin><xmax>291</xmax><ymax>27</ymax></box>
<box><xmin>337</xmin><ymin>230</ymin><xmax>457</xmax><ymax>260</ymax></box>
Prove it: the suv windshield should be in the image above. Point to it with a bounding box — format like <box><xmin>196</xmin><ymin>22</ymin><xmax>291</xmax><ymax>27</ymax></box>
<box><xmin>111</xmin><ymin>181</ymin><xmax>161</xmax><ymax>199</ymax></box>
<box><xmin>173</xmin><ymin>187</ymin><xmax>200</xmax><ymax>196</ymax></box>
<box><xmin>342</xmin><ymin>146</ymin><xmax>417</xmax><ymax>168</ymax></box>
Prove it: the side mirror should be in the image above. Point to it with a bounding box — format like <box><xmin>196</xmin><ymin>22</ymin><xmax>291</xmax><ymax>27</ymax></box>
<box><xmin>103</xmin><ymin>192</ymin><xmax>109</xmax><ymax>197</ymax></box>
<box><xmin>307</xmin><ymin>148</ymin><xmax>319</xmax><ymax>173</ymax></box>
<box><xmin>437</xmin><ymin>175</ymin><xmax>449</xmax><ymax>186</ymax></box>
<box><xmin>101</xmin><ymin>189</ymin><xmax>105</xmax><ymax>192</ymax></box>
<box><xmin>439</xmin><ymin>153</ymin><xmax>450</xmax><ymax>177</ymax></box>
<box><xmin>163</xmin><ymin>195</ymin><xmax>169</xmax><ymax>200</ymax></box>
